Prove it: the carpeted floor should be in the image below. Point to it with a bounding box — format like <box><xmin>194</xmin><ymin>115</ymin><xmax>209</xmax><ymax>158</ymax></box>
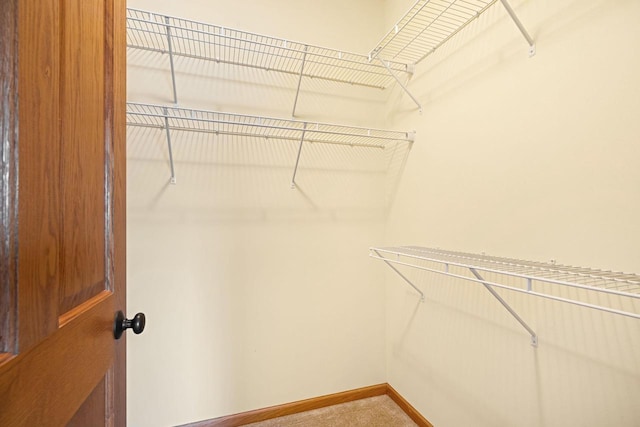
<box><xmin>242</xmin><ymin>395</ymin><xmax>418</xmax><ymax>427</ymax></box>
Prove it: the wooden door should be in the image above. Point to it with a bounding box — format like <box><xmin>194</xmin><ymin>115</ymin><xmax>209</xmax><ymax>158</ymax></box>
<box><xmin>0</xmin><ymin>0</ymin><xmax>127</xmax><ymax>425</ymax></box>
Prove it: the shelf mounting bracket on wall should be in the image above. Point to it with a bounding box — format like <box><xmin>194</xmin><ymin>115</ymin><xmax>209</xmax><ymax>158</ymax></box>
<box><xmin>469</xmin><ymin>268</ymin><xmax>538</xmax><ymax>347</ymax></box>
<box><xmin>164</xmin><ymin>16</ymin><xmax>179</xmax><ymax>104</ymax></box>
<box><xmin>162</xmin><ymin>107</ymin><xmax>177</xmax><ymax>184</ymax></box>
<box><xmin>290</xmin><ymin>122</ymin><xmax>307</xmax><ymax>189</ymax></box>
<box><xmin>499</xmin><ymin>0</ymin><xmax>536</xmax><ymax>57</ymax></box>
<box><xmin>291</xmin><ymin>45</ymin><xmax>309</xmax><ymax>118</ymax></box>
<box><xmin>375</xmin><ymin>57</ymin><xmax>422</xmax><ymax>113</ymax></box>
<box><xmin>373</xmin><ymin>249</ymin><xmax>425</xmax><ymax>301</ymax></box>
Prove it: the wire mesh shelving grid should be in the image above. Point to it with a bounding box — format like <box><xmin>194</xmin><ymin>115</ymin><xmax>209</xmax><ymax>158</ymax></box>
<box><xmin>370</xmin><ymin>0</ymin><xmax>500</xmax><ymax>64</ymax></box>
<box><xmin>126</xmin><ymin>8</ymin><xmax>411</xmax><ymax>90</ymax></box>
<box><xmin>127</xmin><ymin>102</ymin><xmax>414</xmax><ymax>187</ymax></box>
<box><xmin>371</xmin><ymin>246</ymin><xmax>640</xmax><ymax>320</ymax></box>
<box><xmin>127</xmin><ymin>103</ymin><xmax>414</xmax><ymax>148</ymax></box>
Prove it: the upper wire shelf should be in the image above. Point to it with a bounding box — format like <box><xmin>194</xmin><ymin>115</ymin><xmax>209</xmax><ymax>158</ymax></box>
<box><xmin>371</xmin><ymin>246</ymin><xmax>640</xmax><ymax>345</ymax></box>
<box><xmin>371</xmin><ymin>0</ymin><xmax>498</xmax><ymax>64</ymax></box>
<box><xmin>370</xmin><ymin>0</ymin><xmax>535</xmax><ymax>65</ymax></box>
<box><xmin>126</xmin><ymin>8</ymin><xmax>410</xmax><ymax>91</ymax></box>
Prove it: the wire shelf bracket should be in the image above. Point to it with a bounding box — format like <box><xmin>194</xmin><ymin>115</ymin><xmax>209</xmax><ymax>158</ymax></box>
<box><xmin>469</xmin><ymin>268</ymin><xmax>538</xmax><ymax>346</ymax></box>
<box><xmin>164</xmin><ymin>16</ymin><xmax>179</xmax><ymax>104</ymax></box>
<box><xmin>162</xmin><ymin>106</ymin><xmax>177</xmax><ymax>184</ymax></box>
<box><xmin>370</xmin><ymin>246</ymin><xmax>640</xmax><ymax>346</ymax></box>
<box><xmin>499</xmin><ymin>0</ymin><xmax>536</xmax><ymax>57</ymax></box>
<box><xmin>376</xmin><ymin>57</ymin><xmax>422</xmax><ymax>113</ymax></box>
<box><xmin>290</xmin><ymin>122</ymin><xmax>307</xmax><ymax>189</ymax></box>
<box><xmin>291</xmin><ymin>45</ymin><xmax>309</xmax><ymax>118</ymax></box>
<box><xmin>372</xmin><ymin>249</ymin><xmax>425</xmax><ymax>301</ymax></box>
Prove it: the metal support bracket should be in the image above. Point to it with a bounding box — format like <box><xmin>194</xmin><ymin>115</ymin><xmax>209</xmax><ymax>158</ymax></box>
<box><xmin>290</xmin><ymin>122</ymin><xmax>307</xmax><ymax>189</ymax></box>
<box><xmin>373</xmin><ymin>250</ymin><xmax>425</xmax><ymax>302</ymax></box>
<box><xmin>162</xmin><ymin>107</ymin><xmax>177</xmax><ymax>185</ymax></box>
<box><xmin>291</xmin><ymin>45</ymin><xmax>309</xmax><ymax>118</ymax></box>
<box><xmin>377</xmin><ymin>57</ymin><xmax>422</xmax><ymax>113</ymax></box>
<box><xmin>499</xmin><ymin>0</ymin><xmax>536</xmax><ymax>57</ymax></box>
<box><xmin>470</xmin><ymin>268</ymin><xmax>538</xmax><ymax>346</ymax></box>
<box><xmin>165</xmin><ymin>16</ymin><xmax>179</xmax><ymax>104</ymax></box>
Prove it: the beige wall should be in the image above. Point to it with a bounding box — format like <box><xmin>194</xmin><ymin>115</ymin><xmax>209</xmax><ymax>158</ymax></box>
<box><xmin>383</xmin><ymin>0</ymin><xmax>640</xmax><ymax>426</ymax></box>
<box><xmin>127</xmin><ymin>0</ymin><xmax>640</xmax><ymax>426</ymax></box>
<box><xmin>126</xmin><ymin>1</ymin><xmax>390</xmax><ymax>426</ymax></box>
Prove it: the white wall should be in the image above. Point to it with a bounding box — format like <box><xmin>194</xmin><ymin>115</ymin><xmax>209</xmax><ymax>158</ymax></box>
<box><xmin>383</xmin><ymin>0</ymin><xmax>640</xmax><ymax>426</ymax></box>
<box><xmin>126</xmin><ymin>1</ymin><xmax>392</xmax><ymax>426</ymax></box>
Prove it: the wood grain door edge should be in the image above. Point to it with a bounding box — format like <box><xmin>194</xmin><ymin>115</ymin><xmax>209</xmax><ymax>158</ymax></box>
<box><xmin>177</xmin><ymin>383</ymin><xmax>433</xmax><ymax>427</ymax></box>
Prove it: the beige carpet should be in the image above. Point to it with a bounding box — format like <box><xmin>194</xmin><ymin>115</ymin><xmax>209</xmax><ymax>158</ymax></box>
<box><xmin>242</xmin><ymin>395</ymin><xmax>418</xmax><ymax>427</ymax></box>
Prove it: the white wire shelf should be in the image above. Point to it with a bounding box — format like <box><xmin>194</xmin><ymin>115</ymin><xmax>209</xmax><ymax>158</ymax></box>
<box><xmin>127</xmin><ymin>102</ymin><xmax>414</xmax><ymax>147</ymax></box>
<box><xmin>127</xmin><ymin>102</ymin><xmax>414</xmax><ymax>186</ymax></box>
<box><xmin>370</xmin><ymin>0</ymin><xmax>535</xmax><ymax>65</ymax></box>
<box><xmin>371</xmin><ymin>246</ymin><xmax>640</xmax><ymax>346</ymax></box>
<box><xmin>127</xmin><ymin>8</ymin><xmax>412</xmax><ymax>110</ymax></box>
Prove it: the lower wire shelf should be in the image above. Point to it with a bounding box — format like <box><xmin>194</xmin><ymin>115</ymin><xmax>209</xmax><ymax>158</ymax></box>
<box><xmin>370</xmin><ymin>246</ymin><xmax>640</xmax><ymax>346</ymax></box>
<box><xmin>127</xmin><ymin>102</ymin><xmax>414</xmax><ymax>187</ymax></box>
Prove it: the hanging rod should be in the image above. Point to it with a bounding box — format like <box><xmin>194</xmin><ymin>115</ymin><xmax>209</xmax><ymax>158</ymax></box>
<box><xmin>370</xmin><ymin>246</ymin><xmax>640</xmax><ymax>344</ymax></box>
<box><xmin>370</xmin><ymin>0</ymin><xmax>535</xmax><ymax>65</ymax></box>
<box><xmin>126</xmin><ymin>102</ymin><xmax>415</xmax><ymax>185</ymax></box>
<box><xmin>126</xmin><ymin>7</ymin><xmax>412</xmax><ymax>104</ymax></box>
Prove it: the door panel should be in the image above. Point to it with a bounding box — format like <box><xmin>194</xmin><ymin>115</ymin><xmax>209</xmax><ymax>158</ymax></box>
<box><xmin>59</xmin><ymin>0</ymin><xmax>107</xmax><ymax>314</ymax></box>
<box><xmin>0</xmin><ymin>293</ymin><xmax>113</xmax><ymax>425</ymax></box>
<box><xmin>16</xmin><ymin>0</ymin><xmax>61</xmax><ymax>353</ymax></box>
<box><xmin>0</xmin><ymin>0</ymin><xmax>126</xmax><ymax>425</ymax></box>
<box><xmin>67</xmin><ymin>377</ymin><xmax>108</xmax><ymax>427</ymax></box>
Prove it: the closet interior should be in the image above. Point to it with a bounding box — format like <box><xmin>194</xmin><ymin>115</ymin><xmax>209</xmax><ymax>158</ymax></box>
<box><xmin>125</xmin><ymin>0</ymin><xmax>640</xmax><ymax>426</ymax></box>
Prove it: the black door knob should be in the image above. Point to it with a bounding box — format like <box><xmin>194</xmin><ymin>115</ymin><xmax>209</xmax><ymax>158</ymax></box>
<box><xmin>114</xmin><ymin>310</ymin><xmax>146</xmax><ymax>339</ymax></box>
